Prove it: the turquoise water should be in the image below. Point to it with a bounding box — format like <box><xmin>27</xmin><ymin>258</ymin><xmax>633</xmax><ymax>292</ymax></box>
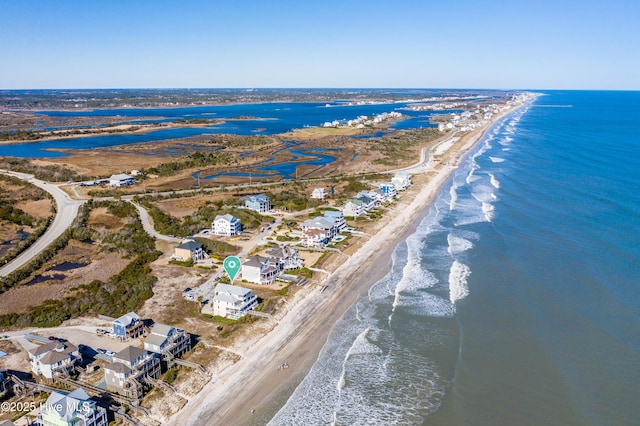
<box><xmin>269</xmin><ymin>91</ymin><xmax>640</xmax><ymax>425</ymax></box>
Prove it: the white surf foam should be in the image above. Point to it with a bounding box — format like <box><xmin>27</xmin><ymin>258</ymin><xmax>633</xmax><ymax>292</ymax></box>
<box><xmin>466</xmin><ymin>166</ymin><xmax>480</xmax><ymax>184</ymax></box>
<box><xmin>489</xmin><ymin>156</ymin><xmax>505</xmax><ymax>163</ymax></box>
<box><xmin>396</xmin><ymin>291</ymin><xmax>455</xmax><ymax>318</ymax></box>
<box><xmin>488</xmin><ymin>172</ymin><xmax>501</xmax><ymax>188</ymax></box>
<box><xmin>392</xmin><ymin>257</ymin><xmax>438</xmax><ymax>310</ymax></box>
<box><xmin>449</xmin><ymin>183</ymin><xmax>458</xmax><ymax>211</ymax></box>
<box><xmin>482</xmin><ymin>202</ymin><xmax>495</xmax><ymax>222</ymax></box>
<box><xmin>347</xmin><ymin>328</ymin><xmax>382</xmax><ymax>357</ymax></box>
<box><xmin>449</xmin><ymin>261</ymin><xmax>471</xmax><ymax>303</ymax></box>
<box><xmin>447</xmin><ymin>233</ymin><xmax>474</xmax><ymax>254</ymax></box>
<box><xmin>452</xmin><ymin>197</ymin><xmax>489</xmax><ymax>226</ymax></box>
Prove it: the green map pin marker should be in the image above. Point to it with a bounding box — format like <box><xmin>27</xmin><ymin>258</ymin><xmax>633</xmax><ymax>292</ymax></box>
<box><xmin>223</xmin><ymin>256</ymin><xmax>241</xmax><ymax>282</ymax></box>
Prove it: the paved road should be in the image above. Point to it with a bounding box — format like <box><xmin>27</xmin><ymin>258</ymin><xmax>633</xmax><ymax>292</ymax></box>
<box><xmin>0</xmin><ymin>170</ymin><xmax>85</xmax><ymax>277</ymax></box>
<box><xmin>392</xmin><ymin>130</ymin><xmax>459</xmax><ymax>174</ymax></box>
<box><xmin>129</xmin><ymin>201</ymin><xmax>183</xmax><ymax>243</ymax></box>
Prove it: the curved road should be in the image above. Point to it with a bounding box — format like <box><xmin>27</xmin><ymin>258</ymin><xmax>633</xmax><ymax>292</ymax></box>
<box><xmin>128</xmin><ymin>201</ymin><xmax>183</xmax><ymax>243</ymax></box>
<box><xmin>0</xmin><ymin>170</ymin><xmax>84</xmax><ymax>277</ymax></box>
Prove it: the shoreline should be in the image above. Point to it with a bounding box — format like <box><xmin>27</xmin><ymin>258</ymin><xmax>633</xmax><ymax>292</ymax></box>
<box><xmin>165</xmin><ymin>105</ymin><xmax>523</xmax><ymax>426</ymax></box>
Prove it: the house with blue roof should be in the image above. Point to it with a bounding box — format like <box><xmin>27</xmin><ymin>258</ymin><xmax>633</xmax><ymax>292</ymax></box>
<box><xmin>245</xmin><ymin>194</ymin><xmax>271</xmax><ymax>213</ymax></box>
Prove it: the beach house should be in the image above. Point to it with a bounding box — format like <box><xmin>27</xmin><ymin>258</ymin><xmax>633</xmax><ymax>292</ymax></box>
<box><xmin>379</xmin><ymin>182</ymin><xmax>398</xmax><ymax>198</ymax></box>
<box><xmin>37</xmin><ymin>388</ymin><xmax>108</xmax><ymax>426</ymax></box>
<box><xmin>112</xmin><ymin>312</ymin><xmax>145</xmax><ymax>340</ymax></box>
<box><xmin>241</xmin><ymin>256</ymin><xmax>279</xmax><ymax>285</ymax></box>
<box><xmin>143</xmin><ymin>323</ymin><xmax>191</xmax><ymax>358</ymax></box>
<box><xmin>108</xmin><ymin>173</ymin><xmax>135</xmax><ymax>187</ymax></box>
<box><xmin>245</xmin><ymin>194</ymin><xmax>271</xmax><ymax>213</ymax></box>
<box><xmin>172</xmin><ymin>240</ymin><xmax>206</xmax><ymax>262</ymax></box>
<box><xmin>357</xmin><ymin>190</ymin><xmax>383</xmax><ymax>207</ymax></box>
<box><xmin>104</xmin><ymin>346</ymin><xmax>161</xmax><ymax>398</ymax></box>
<box><xmin>266</xmin><ymin>245</ymin><xmax>304</xmax><ymax>270</ymax></box>
<box><xmin>323</xmin><ymin>210</ymin><xmax>347</xmax><ymax>232</ymax></box>
<box><xmin>212</xmin><ymin>283</ymin><xmax>259</xmax><ymax>319</ymax></box>
<box><xmin>212</xmin><ymin>214</ymin><xmax>242</xmax><ymax>236</ymax></box>
<box><xmin>302</xmin><ymin>216</ymin><xmax>340</xmax><ymax>246</ymax></box>
<box><xmin>311</xmin><ymin>187</ymin><xmax>327</xmax><ymax>200</ymax></box>
<box><xmin>302</xmin><ymin>228</ymin><xmax>328</xmax><ymax>247</ymax></box>
<box><xmin>392</xmin><ymin>172</ymin><xmax>412</xmax><ymax>190</ymax></box>
<box><xmin>343</xmin><ymin>199</ymin><xmax>366</xmax><ymax>217</ymax></box>
<box><xmin>28</xmin><ymin>341</ymin><xmax>80</xmax><ymax>380</ymax></box>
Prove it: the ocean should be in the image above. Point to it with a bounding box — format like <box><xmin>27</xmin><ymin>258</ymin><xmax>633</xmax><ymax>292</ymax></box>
<box><xmin>268</xmin><ymin>91</ymin><xmax>640</xmax><ymax>425</ymax></box>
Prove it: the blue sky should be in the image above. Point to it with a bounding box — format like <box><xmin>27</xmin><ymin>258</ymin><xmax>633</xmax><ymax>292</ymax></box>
<box><xmin>1</xmin><ymin>0</ymin><xmax>638</xmax><ymax>89</ymax></box>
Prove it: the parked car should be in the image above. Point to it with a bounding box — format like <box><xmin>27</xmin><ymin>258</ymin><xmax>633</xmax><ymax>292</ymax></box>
<box><xmin>105</xmin><ymin>351</ymin><xmax>116</xmax><ymax>357</ymax></box>
<box><xmin>48</xmin><ymin>336</ymin><xmax>56</xmax><ymax>341</ymax></box>
<box><xmin>96</xmin><ymin>348</ymin><xmax>107</xmax><ymax>354</ymax></box>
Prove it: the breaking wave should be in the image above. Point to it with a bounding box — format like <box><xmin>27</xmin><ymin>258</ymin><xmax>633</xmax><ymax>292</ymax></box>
<box><xmin>449</xmin><ymin>261</ymin><xmax>471</xmax><ymax>303</ymax></box>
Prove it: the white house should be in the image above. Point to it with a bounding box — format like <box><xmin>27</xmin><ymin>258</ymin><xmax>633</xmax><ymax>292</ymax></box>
<box><xmin>311</xmin><ymin>188</ymin><xmax>327</xmax><ymax>200</ymax></box>
<box><xmin>28</xmin><ymin>341</ymin><xmax>80</xmax><ymax>380</ymax></box>
<box><xmin>38</xmin><ymin>388</ymin><xmax>108</xmax><ymax>426</ymax></box>
<box><xmin>392</xmin><ymin>172</ymin><xmax>412</xmax><ymax>190</ymax></box>
<box><xmin>108</xmin><ymin>174</ymin><xmax>135</xmax><ymax>187</ymax></box>
<box><xmin>356</xmin><ymin>194</ymin><xmax>377</xmax><ymax>211</ymax></box>
<box><xmin>212</xmin><ymin>283</ymin><xmax>259</xmax><ymax>319</ymax></box>
<box><xmin>242</xmin><ymin>256</ymin><xmax>279</xmax><ymax>285</ymax></box>
<box><xmin>343</xmin><ymin>199</ymin><xmax>366</xmax><ymax>218</ymax></box>
<box><xmin>323</xmin><ymin>210</ymin><xmax>347</xmax><ymax>232</ymax></box>
<box><xmin>302</xmin><ymin>217</ymin><xmax>339</xmax><ymax>239</ymax></box>
<box><xmin>245</xmin><ymin>194</ymin><xmax>271</xmax><ymax>213</ymax></box>
<box><xmin>267</xmin><ymin>245</ymin><xmax>303</xmax><ymax>270</ymax></box>
<box><xmin>144</xmin><ymin>323</ymin><xmax>191</xmax><ymax>358</ymax></box>
<box><xmin>212</xmin><ymin>214</ymin><xmax>242</xmax><ymax>236</ymax></box>
<box><xmin>302</xmin><ymin>228</ymin><xmax>328</xmax><ymax>247</ymax></box>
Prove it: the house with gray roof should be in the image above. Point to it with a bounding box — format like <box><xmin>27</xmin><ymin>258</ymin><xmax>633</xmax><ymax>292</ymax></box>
<box><xmin>266</xmin><ymin>245</ymin><xmax>303</xmax><ymax>270</ymax></box>
<box><xmin>104</xmin><ymin>346</ymin><xmax>160</xmax><ymax>398</ymax></box>
<box><xmin>212</xmin><ymin>283</ymin><xmax>258</xmax><ymax>319</ymax></box>
<box><xmin>28</xmin><ymin>341</ymin><xmax>80</xmax><ymax>379</ymax></box>
<box><xmin>37</xmin><ymin>388</ymin><xmax>107</xmax><ymax>426</ymax></box>
<box><xmin>144</xmin><ymin>323</ymin><xmax>190</xmax><ymax>358</ymax></box>
<box><xmin>172</xmin><ymin>239</ymin><xmax>206</xmax><ymax>262</ymax></box>
<box><xmin>242</xmin><ymin>256</ymin><xmax>279</xmax><ymax>285</ymax></box>
<box><xmin>343</xmin><ymin>199</ymin><xmax>366</xmax><ymax>218</ymax></box>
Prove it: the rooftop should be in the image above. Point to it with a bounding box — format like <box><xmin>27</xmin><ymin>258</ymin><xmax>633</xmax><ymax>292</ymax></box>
<box><xmin>114</xmin><ymin>346</ymin><xmax>145</xmax><ymax>363</ymax></box>
<box><xmin>215</xmin><ymin>283</ymin><xmax>252</xmax><ymax>297</ymax></box>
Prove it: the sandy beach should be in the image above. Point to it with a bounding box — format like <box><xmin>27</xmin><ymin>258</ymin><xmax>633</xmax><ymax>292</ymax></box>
<box><xmin>163</xmin><ymin>108</ymin><xmax>515</xmax><ymax>426</ymax></box>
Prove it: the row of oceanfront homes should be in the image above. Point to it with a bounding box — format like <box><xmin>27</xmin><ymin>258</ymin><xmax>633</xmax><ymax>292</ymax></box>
<box><xmin>0</xmin><ymin>172</ymin><xmax>413</xmax><ymax>426</ymax></box>
<box><xmin>173</xmin><ymin>171</ymin><xmax>412</xmax><ymax>318</ymax></box>
<box><xmin>1</xmin><ymin>312</ymin><xmax>195</xmax><ymax>426</ymax></box>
